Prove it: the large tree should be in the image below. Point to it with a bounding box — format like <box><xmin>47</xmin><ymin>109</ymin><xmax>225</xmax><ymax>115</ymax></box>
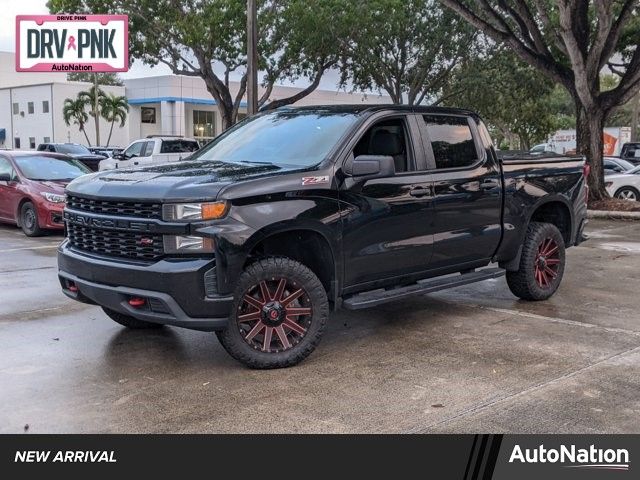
<box><xmin>439</xmin><ymin>0</ymin><xmax>640</xmax><ymax>200</ymax></box>
<box><xmin>444</xmin><ymin>48</ymin><xmax>560</xmax><ymax>149</ymax></box>
<box><xmin>49</xmin><ymin>0</ymin><xmax>353</xmax><ymax>130</ymax></box>
<box><xmin>343</xmin><ymin>0</ymin><xmax>478</xmax><ymax>105</ymax></box>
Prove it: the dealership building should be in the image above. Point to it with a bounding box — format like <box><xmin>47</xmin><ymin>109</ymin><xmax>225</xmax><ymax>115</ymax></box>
<box><xmin>0</xmin><ymin>52</ymin><xmax>389</xmax><ymax>150</ymax></box>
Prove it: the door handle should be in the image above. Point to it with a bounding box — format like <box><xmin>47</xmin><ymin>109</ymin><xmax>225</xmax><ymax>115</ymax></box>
<box><xmin>480</xmin><ymin>179</ymin><xmax>500</xmax><ymax>190</ymax></box>
<box><xmin>409</xmin><ymin>186</ymin><xmax>431</xmax><ymax>197</ymax></box>
<box><xmin>133</xmin><ymin>161</ymin><xmax>139</xmax><ymax>165</ymax></box>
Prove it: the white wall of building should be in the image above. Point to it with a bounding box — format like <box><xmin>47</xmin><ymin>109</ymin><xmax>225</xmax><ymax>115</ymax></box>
<box><xmin>3</xmin><ymin>84</ymin><xmax>54</xmax><ymax>149</ymax></box>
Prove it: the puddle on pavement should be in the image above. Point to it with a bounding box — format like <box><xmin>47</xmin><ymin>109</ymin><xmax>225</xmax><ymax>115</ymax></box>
<box><xmin>597</xmin><ymin>242</ymin><xmax>640</xmax><ymax>253</ymax></box>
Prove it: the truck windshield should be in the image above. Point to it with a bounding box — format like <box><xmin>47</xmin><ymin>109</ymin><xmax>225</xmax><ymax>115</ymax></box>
<box><xmin>15</xmin><ymin>156</ymin><xmax>91</xmax><ymax>180</ymax></box>
<box><xmin>192</xmin><ymin>111</ymin><xmax>358</xmax><ymax>168</ymax></box>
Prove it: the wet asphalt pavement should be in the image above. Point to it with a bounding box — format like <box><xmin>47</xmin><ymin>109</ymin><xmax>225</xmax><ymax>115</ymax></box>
<box><xmin>0</xmin><ymin>219</ymin><xmax>639</xmax><ymax>433</ymax></box>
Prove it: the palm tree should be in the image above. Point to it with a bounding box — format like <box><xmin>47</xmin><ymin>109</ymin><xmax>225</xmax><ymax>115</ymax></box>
<box><xmin>100</xmin><ymin>94</ymin><xmax>129</xmax><ymax>147</ymax></box>
<box><xmin>62</xmin><ymin>98</ymin><xmax>91</xmax><ymax>146</ymax></box>
<box><xmin>78</xmin><ymin>85</ymin><xmax>106</xmax><ymax>145</ymax></box>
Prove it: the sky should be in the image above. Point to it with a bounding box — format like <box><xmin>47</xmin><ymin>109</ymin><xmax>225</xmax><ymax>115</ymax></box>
<box><xmin>0</xmin><ymin>0</ymin><xmax>345</xmax><ymax>89</ymax></box>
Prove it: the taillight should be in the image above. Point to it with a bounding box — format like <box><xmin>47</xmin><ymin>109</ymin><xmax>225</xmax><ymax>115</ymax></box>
<box><xmin>583</xmin><ymin>163</ymin><xmax>591</xmax><ymax>178</ymax></box>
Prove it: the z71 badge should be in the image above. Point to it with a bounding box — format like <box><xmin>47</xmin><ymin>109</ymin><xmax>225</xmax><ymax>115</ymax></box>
<box><xmin>302</xmin><ymin>176</ymin><xmax>329</xmax><ymax>186</ymax></box>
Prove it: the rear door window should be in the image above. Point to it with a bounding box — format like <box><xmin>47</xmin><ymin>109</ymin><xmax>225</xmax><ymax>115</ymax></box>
<box><xmin>160</xmin><ymin>140</ymin><xmax>200</xmax><ymax>154</ymax></box>
<box><xmin>422</xmin><ymin>115</ymin><xmax>479</xmax><ymax>169</ymax></box>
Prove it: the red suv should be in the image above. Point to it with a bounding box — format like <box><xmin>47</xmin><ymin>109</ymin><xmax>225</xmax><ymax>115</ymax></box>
<box><xmin>0</xmin><ymin>151</ymin><xmax>91</xmax><ymax>236</ymax></box>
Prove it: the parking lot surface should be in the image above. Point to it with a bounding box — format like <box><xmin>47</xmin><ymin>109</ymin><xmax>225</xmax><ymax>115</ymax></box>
<box><xmin>1</xmin><ymin>219</ymin><xmax>639</xmax><ymax>433</ymax></box>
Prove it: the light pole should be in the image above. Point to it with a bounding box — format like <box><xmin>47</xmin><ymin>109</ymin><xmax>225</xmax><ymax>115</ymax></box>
<box><xmin>247</xmin><ymin>0</ymin><xmax>258</xmax><ymax>116</ymax></box>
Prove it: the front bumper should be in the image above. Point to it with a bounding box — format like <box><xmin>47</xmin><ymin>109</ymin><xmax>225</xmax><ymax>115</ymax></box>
<box><xmin>38</xmin><ymin>203</ymin><xmax>65</xmax><ymax>229</ymax></box>
<box><xmin>58</xmin><ymin>241</ymin><xmax>233</xmax><ymax>331</ymax></box>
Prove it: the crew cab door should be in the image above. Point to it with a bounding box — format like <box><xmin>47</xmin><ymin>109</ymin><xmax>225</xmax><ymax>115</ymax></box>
<box><xmin>117</xmin><ymin>140</ymin><xmax>147</xmax><ymax>168</ymax></box>
<box><xmin>418</xmin><ymin>114</ymin><xmax>503</xmax><ymax>270</ymax></box>
<box><xmin>339</xmin><ymin>114</ymin><xmax>435</xmax><ymax>289</ymax></box>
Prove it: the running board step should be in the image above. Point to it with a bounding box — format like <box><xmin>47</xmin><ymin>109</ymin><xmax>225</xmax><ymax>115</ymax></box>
<box><xmin>342</xmin><ymin>268</ymin><xmax>505</xmax><ymax>310</ymax></box>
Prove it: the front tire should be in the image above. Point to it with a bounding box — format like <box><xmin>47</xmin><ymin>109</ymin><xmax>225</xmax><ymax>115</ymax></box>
<box><xmin>102</xmin><ymin>307</ymin><xmax>163</xmax><ymax>329</ymax></box>
<box><xmin>614</xmin><ymin>186</ymin><xmax>640</xmax><ymax>201</ymax></box>
<box><xmin>506</xmin><ymin>222</ymin><xmax>566</xmax><ymax>301</ymax></box>
<box><xmin>217</xmin><ymin>257</ymin><xmax>328</xmax><ymax>369</ymax></box>
<box><xmin>20</xmin><ymin>202</ymin><xmax>43</xmax><ymax>237</ymax></box>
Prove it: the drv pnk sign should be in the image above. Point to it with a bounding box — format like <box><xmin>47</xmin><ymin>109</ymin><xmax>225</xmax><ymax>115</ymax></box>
<box><xmin>16</xmin><ymin>15</ymin><xmax>128</xmax><ymax>72</ymax></box>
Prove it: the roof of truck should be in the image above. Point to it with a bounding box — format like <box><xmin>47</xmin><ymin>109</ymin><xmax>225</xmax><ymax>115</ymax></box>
<box><xmin>277</xmin><ymin>104</ymin><xmax>479</xmax><ymax>117</ymax></box>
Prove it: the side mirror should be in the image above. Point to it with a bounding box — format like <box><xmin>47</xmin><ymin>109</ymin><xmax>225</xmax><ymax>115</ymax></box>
<box><xmin>344</xmin><ymin>155</ymin><xmax>396</xmax><ymax>180</ymax></box>
<box><xmin>0</xmin><ymin>172</ymin><xmax>11</xmax><ymax>182</ymax></box>
<box><xmin>113</xmin><ymin>153</ymin><xmax>124</xmax><ymax>160</ymax></box>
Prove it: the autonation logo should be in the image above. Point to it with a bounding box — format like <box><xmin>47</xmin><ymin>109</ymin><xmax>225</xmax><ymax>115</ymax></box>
<box><xmin>509</xmin><ymin>444</ymin><xmax>630</xmax><ymax>471</ymax></box>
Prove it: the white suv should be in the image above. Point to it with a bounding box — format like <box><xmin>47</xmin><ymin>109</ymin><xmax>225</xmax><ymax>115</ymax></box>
<box><xmin>99</xmin><ymin>136</ymin><xmax>200</xmax><ymax>171</ymax></box>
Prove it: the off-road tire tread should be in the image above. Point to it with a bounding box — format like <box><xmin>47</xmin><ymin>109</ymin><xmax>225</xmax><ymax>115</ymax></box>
<box><xmin>216</xmin><ymin>257</ymin><xmax>328</xmax><ymax>369</ymax></box>
<box><xmin>506</xmin><ymin>222</ymin><xmax>565</xmax><ymax>301</ymax></box>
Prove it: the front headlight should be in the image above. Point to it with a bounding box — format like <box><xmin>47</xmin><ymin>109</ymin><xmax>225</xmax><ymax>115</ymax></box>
<box><xmin>163</xmin><ymin>235</ymin><xmax>215</xmax><ymax>253</ymax></box>
<box><xmin>41</xmin><ymin>192</ymin><xmax>66</xmax><ymax>203</ymax></box>
<box><xmin>162</xmin><ymin>201</ymin><xmax>228</xmax><ymax>221</ymax></box>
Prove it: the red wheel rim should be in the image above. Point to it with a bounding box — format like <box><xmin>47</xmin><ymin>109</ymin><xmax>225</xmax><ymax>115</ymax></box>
<box><xmin>534</xmin><ymin>238</ymin><xmax>560</xmax><ymax>288</ymax></box>
<box><xmin>236</xmin><ymin>278</ymin><xmax>312</xmax><ymax>353</ymax></box>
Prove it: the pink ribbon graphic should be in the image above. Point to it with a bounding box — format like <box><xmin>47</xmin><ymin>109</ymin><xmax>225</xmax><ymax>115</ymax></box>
<box><xmin>67</xmin><ymin>36</ymin><xmax>77</xmax><ymax>50</ymax></box>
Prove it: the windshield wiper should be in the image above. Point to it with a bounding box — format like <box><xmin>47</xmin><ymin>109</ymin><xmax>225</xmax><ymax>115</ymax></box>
<box><xmin>236</xmin><ymin>160</ymin><xmax>278</xmax><ymax>166</ymax></box>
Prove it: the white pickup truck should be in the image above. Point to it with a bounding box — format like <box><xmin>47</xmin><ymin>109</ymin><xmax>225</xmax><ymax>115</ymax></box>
<box><xmin>98</xmin><ymin>136</ymin><xmax>200</xmax><ymax>171</ymax></box>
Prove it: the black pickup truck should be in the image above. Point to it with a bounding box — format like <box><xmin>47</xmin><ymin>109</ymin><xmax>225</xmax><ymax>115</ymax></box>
<box><xmin>58</xmin><ymin>105</ymin><xmax>588</xmax><ymax>368</ymax></box>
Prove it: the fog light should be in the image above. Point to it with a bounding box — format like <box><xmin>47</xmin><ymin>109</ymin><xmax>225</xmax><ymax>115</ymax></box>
<box><xmin>163</xmin><ymin>235</ymin><xmax>215</xmax><ymax>253</ymax></box>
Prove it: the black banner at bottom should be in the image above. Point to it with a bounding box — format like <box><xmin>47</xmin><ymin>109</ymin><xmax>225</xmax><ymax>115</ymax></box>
<box><xmin>0</xmin><ymin>434</ymin><xmax>635</xmax><ymax>479</ymax></box>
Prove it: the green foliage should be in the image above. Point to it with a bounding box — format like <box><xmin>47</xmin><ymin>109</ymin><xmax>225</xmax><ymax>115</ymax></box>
<box><xmin>101</xmin><ymin>93</ymin><xmax>130</xmax><ymax>146</ymax></box>
<box><xmin>443</xmin><ymin>48</ymin><xmax>558</xmax><ymax>149</ymax></box>
<box><xmin>62</xmin><ymin>97</ymin><xmax>91</xmax><ymax>146</ymax></box>
<box><xmin>342</xmin><ymin>0</ymin><xmax>477</xmax><ymax>104</ymax></box>
<box><xmin>49</xmin><ymin>0</ymin><xmax>354</xmax><ymax>128</ymax></box>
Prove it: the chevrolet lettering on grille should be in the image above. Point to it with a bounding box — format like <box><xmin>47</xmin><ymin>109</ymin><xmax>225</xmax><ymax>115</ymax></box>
<box><xmin>64</xmin><ymin>211</ymin><xmax>154</xmax><ymax>232</ymax></box>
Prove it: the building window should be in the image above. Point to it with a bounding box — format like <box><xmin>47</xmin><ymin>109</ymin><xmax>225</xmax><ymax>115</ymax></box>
<box><xmin>12</xmin><ymin>103</ymin><xmax>19</xmax><ymax>115</ymax></box>
<box><xmin>29</xmin><ymin>137</ymin><xmax>36</xmax><ymax>149</ymax></box>
<box><xmin>193</xmin><ymin>110</ymin><xmax>215</xmax><ymax>139</ymax></box>
<box><xmin>141</xmin><ymin>107</ymin><xmax>156</xmax><ymax>124</ymax></box>
<box><xmin>14</xmin><ymin>137</ymin><xmax>20</xmax><ymax>149</ymax></box>
<box><xmin>27</xmin><ymin>102</ymin><xmax>34</xmax><ymax>114</ymax></box>
<box><xmin>42</xmin><ymin>101</ymin><xmax>49</xmax><ymax>113</ymax></box>
<box><xmin>43</xmin><ymin>136</ymin><xmax>51</xmax><ymax>143</ymax></box>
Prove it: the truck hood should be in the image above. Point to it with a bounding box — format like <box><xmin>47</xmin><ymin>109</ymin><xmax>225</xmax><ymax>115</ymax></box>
<box><xmin>65</xmin><ymin>159</ymin><xmax>291</xmax><ymax>202</ymax></box>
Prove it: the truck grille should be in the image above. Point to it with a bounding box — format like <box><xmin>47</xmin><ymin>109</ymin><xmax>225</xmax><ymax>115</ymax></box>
<box><xmin>66</xmin><ymin>223</ymin><xmax>164</xmax><ymax>261</ymax></box>
<box><xmin>66</xmin><ymin>195</ymin><xmax>162</xmax><ymax>220</ymax></box>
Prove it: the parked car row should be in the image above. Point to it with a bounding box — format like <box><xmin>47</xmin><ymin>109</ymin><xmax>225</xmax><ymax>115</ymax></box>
<box><xmin>0</xmin><ymin>135</ymin><xmax>202</xmax><ymax>236</ymax></box>
<box><xmin>97</xmin><ymin>136</ymin><xmax>200</xmax><ymax>171</ymax></box>
<box><xmin>0</xmin><ymin>151</ymin><xmax>91</xmax><ymax>236</ymax></box>
<box><xmin>606</xmin><ymin>165</ymin><xmax>640</xmax><ymax>201</ymax></box>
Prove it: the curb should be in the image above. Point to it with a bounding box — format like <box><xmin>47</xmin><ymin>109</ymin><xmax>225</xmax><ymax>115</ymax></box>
<box><xmin>587</xmin><ymin>210</ymin><xmax>640</xmax><ymax>220</ymax></box>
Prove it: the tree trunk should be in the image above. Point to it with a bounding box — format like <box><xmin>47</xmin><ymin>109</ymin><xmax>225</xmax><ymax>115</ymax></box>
<box><xmin>585</xmin><ymin>111</ymin><xmax>608</xmax><ymax>201</ymax></box>
<box><xmin>81</xmin><ymin>126</ymin><xmax>91</xmax><ymax>147</ymax></box>
<box><xmin>631</xmin><ymin>93</ymin><xmax>640</xmax><ymax>142</ymax></box>
<box><xmin>106</xmin><ymin>121</ymin><xmax>114</xmax><ymax>147</ymax></box>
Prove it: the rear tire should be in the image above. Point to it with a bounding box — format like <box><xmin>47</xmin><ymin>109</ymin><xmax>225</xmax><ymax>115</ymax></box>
<box><xmin>102</xmin><ymin>307</ymin><xmax>163</xmax><ymax>329</ymax></box>
<box><xmin>614</xmin><ymin>186</ymin><xmax>639</xmax><ymax>201</ymax></box>
<box><xmin>506</xmin><ymin>222</ymin><xmax>565</xmax><ymax>301</ymax></box>
<box><xmin>217</xmin><ymin>257</ymin><xmax>328</xmax><ymax>369</ymax></box>
<box><xmin>20</xmin><ymin>202</ymin><xmax>43</xmax><ymax>237</ymax></box>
